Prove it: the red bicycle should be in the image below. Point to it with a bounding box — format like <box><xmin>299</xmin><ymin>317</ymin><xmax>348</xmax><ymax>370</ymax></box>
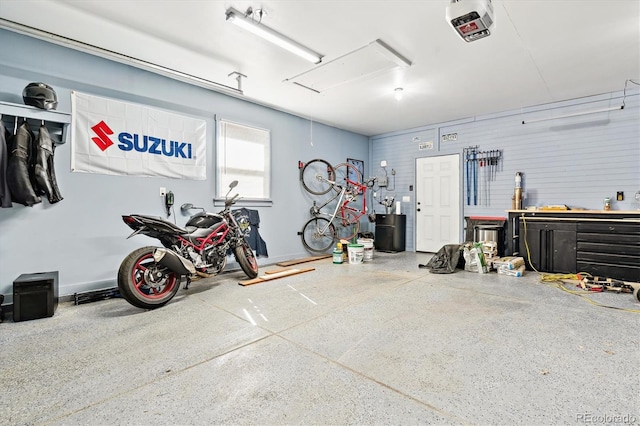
<box><xmin>300</xmin><ymin>159</ymin><xmax>375</xmax><ymax>252</ymax></box>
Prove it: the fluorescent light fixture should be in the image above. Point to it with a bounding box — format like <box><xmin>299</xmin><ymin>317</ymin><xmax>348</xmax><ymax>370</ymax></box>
<box><xmin>225</xmin><ymin>7</ymin><xmax>322</xmax><ymax>64</ymax></box>
<box><xmin>394</xmin><ymin>88</ymin><xmax>404</xmax><ymax>101</ymax></box>
<box><xmin>522</xmin><ymin>105</ymin><xmax>624</xmax><ymax>124</ymax></box>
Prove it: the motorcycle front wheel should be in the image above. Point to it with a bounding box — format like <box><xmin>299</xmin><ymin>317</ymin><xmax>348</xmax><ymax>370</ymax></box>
<box><xmin>234</xmin><ymin>241</ymin><xmax>259</xmax><ymax>279</ymax></box>
<box><xmin>117</xmin><ymin>246</ymin><xmax>181</xmax><ymax>309</ymax></box>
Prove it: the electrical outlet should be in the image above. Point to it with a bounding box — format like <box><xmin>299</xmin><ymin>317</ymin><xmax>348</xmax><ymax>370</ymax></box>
<box><xmin>160</xmin><ymin>187</ymin><xmax>166</xmax><ymax>197</ymax></box>
<box><xmin>378</xmin><ymin>176</ymin><xmax>388</xmax><ymax>187</ymax></box>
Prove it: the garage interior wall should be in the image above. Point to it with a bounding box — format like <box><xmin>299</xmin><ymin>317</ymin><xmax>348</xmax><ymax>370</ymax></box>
<box><xmin>1</xmin><ymin>29</ymin><xmax>639</xmax><ymax>301</ymax></box>
<box><xmin>0</xmin><ymin>29</ymin><xmax>369</xmax><ymax>302</ymax></box>
<box><xmin>370</xmin><ymin>90</ymin><xmax>639</xmax><ymax>252</ymax></box>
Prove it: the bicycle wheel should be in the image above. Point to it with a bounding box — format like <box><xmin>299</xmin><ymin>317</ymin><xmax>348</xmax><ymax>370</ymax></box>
<box><xmin>333</xmin><ymin>161</ymin><xmax>366</xmax><ymax>215</ymax></box>
<box><xmin>335</xmin><ymin>209</ymin><xmax>361</xmax><ymax>241</ymax></box>
<box><xmin>301</xmin><ymin>217</ymin><xmax>336</xmax><ymax>252</ymax></box>
<box><xmin>333</xmin><ymin>162</ymin><xmax>361</xmax><ymax>189</ymax></box>
<box><xmin>301</xmin><ymin>159</ymin><xmax>335</xmax><ymax>195</ymax></box>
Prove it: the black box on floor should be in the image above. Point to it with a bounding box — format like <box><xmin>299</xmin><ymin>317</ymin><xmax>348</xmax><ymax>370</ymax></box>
<box><xmin>13</xmin><ymin>271</ymin><xmax>59</xmax><ymax>322</ymax></box>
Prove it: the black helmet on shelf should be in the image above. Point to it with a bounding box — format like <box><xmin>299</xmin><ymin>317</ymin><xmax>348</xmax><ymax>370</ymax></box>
<box><xmin>22</xmin><ymin>82</ymin><xmax>58</xmax><ymax>110</ymax></box>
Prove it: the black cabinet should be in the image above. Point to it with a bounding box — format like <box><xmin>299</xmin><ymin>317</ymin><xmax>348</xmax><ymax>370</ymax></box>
<box><xmin>519</xmin><ymin>219</ymin><xmax>576</xmax><ymax>273</ymax></box>
<box><xmin>577</xmin><ymin>221</ymin><xmax>640</xmax><ymax>282</ymax></box>
<box><xmin>510</xmin><ymin>211</ymin><xmax>640</xmax><ymax>281</ymax></box>
<box><xmin>375</xmin><ymin>214</ymin><xmax>406</xmax><ymax>252</ymax></box>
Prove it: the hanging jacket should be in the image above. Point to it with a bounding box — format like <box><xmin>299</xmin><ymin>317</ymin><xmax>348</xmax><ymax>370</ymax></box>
<box><xmin>232</xmin><ymin>207</ymin><xmax>268</xmax><ymax>257</ymax></box>
<box><xmin>33</xmin><ymin>125</ymin><xmax>63</xmax><ymax>204</ymax></box>
<box><xmin>7</xmin><ymin>121</ymin><xmax>41</xmax><ymax>207</ymax></box>
<box><xmin>0</xmin><ymin>121</ymin><xmax>12</xmax><ymax>207</ymax></box>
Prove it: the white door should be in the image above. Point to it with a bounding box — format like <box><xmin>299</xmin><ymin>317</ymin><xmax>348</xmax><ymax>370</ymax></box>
<box><xmin>416</xmin><ymin>154</ymin><xmax>461</xmax><ymax>252</ymax></box>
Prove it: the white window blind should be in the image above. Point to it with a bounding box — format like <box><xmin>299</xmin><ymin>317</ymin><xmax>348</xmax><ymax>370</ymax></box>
<box><xmin>217</xmin><ymin>119</ymin><xmax>271</xmax><ymax>200</ymax></box>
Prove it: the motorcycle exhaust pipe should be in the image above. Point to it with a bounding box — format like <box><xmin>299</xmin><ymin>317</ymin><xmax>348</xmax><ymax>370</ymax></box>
<box><xmin>153</xmin><ymin>248</ymin><xmax>196</xmax><ymax>275</ymax></box>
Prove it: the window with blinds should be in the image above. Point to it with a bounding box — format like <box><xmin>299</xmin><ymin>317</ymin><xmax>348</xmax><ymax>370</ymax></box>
<box><xmin>216</xmin><ymin>119</ymin><xmax>271</xmax><ymax>201</ymax></box>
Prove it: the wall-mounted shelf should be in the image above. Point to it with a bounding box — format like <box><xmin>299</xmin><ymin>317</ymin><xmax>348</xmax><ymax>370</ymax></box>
<box><xmin>0</xmin><ymin>101</ymin><xmax>70</xmax><ymax>144</ymax></box>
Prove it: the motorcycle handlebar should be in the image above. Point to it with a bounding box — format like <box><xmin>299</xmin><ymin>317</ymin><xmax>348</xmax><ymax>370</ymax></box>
<box><xmin>225</xmin><ymin>193</ymin><xmax>240</xmax><ymax>207</ymax></box>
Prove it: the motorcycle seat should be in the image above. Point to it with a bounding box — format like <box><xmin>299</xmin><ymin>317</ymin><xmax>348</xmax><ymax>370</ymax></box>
<box><xmin>130</xmin><ymin>214</ymin><xmax>189</xmax><ymax>234</ymax></box>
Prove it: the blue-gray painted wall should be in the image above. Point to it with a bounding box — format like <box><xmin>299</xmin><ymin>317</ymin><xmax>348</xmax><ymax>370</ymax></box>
<box><xmin>370</xmin><ymin>91</ymin><xmax>640</xmax><ymax>251</ymax></box>
<box><xmin>0</xmin><ymin>30</ymin><xmax>369</xmax><ymax>301</ymax></box>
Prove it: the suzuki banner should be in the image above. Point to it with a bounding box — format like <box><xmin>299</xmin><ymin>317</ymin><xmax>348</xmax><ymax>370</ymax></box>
<box><xmin>71</xmin><ymin>91</ymin><xmax>206</xmax><ymax>180</ymax></box>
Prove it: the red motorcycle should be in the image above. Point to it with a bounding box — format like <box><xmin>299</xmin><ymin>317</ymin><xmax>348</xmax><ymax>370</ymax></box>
<box><xmin>117</xmin><ymin>181</ymin><xmax>258</xmax><ymax>309</ymax></box>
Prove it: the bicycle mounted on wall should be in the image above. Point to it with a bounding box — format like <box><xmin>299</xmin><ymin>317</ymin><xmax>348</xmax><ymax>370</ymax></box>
<box><xmin>299</xmin><ymin>159</ymin><xmax>376</xmax><ymax>253</ymax></box>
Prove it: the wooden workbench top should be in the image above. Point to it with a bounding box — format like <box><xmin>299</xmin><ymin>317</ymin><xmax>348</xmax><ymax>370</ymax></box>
<box><xmin>507</xmin><ymin>209</ymin><xmax>640</xmax><ymax>214</ymax></box>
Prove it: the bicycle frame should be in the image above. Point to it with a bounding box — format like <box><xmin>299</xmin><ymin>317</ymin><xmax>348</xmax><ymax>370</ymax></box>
<box><xmin>311</xmin><ymin>175</ymin><xmax>369</xmax><ymax>235</ymax></box>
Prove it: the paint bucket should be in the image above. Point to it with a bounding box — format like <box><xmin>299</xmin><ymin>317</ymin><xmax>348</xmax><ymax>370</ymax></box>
<box><xmin>347</xmin><ymin>244</ymin><xmax>364</xmax><ymax>264</ymax></box>
<box><xmin>357</xmin><ymin>238</ymin><xmax>374</xmax><ymax>262</ymax></box>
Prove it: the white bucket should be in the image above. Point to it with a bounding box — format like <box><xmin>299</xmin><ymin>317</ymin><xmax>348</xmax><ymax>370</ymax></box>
<box><xmin>357</xmin><ymin>238</ymin><xmax>374</xmax><ymax>262</ymax></box>
<box><xmin>347</xmin><ymin>244</ymin><xmax>364</xmax><ymax>264</ymax></box>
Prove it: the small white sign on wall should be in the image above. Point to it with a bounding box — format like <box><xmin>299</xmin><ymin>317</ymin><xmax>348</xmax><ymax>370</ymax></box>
<box><xmin>418</xmin><ymin>141</ymin><xmax>433</xmax><ymax>150</ymax></box>
<box><xmin>441</xmin><ymin>133</ymin><xmax>458</xmax><ymax>142</ymax></box>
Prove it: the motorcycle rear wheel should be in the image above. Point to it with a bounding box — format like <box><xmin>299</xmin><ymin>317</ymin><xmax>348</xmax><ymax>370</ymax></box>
<box><xmin>234</xmin><ymin>241</ymin><xmax>259</xmax><ymax>278</ymax></box>
<box><xmin>118</xmin><ymin>246</ymin><xmax>181</xmax><ymax>309</ymax></box>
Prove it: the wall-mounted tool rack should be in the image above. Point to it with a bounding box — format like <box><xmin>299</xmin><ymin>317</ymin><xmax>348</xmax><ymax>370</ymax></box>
<box><xmin>0</xmin><ymin>101</ymin><xmax>70</xmax><ymax>144</ymax></box>
<box><xmin>464</xmin><ymin>146</ymin><xmax>502</xmax><ymax>206</ymax></box>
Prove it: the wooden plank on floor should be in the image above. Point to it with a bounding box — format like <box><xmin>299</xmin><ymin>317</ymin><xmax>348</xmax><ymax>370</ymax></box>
<box><xmin>264</xmin><ymin>268</ymin><xmax>292</xmax><ymax>275</ymax></box>
<box><xmin>275</xmin><ymin>254</ymin><xmax>331</xmax><ymax>267</ymax></box>
<box><xmin>238</xmin><ymin>267</ymin><xmax>315</xmax><ymax>286</ymax></box>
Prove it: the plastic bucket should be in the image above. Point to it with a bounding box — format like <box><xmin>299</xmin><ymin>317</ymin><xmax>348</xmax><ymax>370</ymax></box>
<box><xmin>347</xmin><ymin>244</ymin><xmax>364</xmax><ymax>264</ymax></box>
<box><xmin>357</xmin><ymin>238</ymin><xmax>374</xmax><ymax>262</ymax></box>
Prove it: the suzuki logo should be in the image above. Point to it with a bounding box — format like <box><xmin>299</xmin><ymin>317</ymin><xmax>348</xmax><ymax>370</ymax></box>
<box><xmin>89</xmin><ymin>120</ymin><xmax>193</xmax><ymax>159</ymax></box>
<box><xmin>91</xmin><ymin>120</ymin><xmax>115</xmax><ymax>151</ymax></box>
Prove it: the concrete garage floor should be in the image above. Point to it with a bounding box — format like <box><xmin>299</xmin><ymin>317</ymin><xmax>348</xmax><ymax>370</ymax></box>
<box><xmin>1</xmin><ymin>251</ymin><xmax>639</xmax><ymax>426</ymax></box>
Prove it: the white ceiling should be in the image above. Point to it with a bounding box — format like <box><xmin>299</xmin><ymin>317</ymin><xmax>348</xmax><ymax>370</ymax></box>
<box><xmin>1</xmin><ymin>0</ymin><xmax>638</xmax><ymax>136</ymax></box>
